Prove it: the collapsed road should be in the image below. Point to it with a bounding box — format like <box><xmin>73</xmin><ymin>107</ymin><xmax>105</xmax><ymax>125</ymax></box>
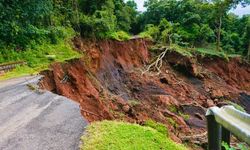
<box><xmin>0</xmin><ymin>76</ymin><xmax>87</xmax><ymax>150</ymax></box>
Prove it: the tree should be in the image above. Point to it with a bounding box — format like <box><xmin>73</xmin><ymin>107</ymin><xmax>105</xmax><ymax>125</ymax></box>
<box><xmin>78</xmin><ymin>0</ymin><xmax>117</xmax><ymax>38</ymax></box>
<box><xmin>211</xmin><ymin>0</ymin><xmax>250</xmax><ymax>51</ymax></box>
<box><xmin>158</xmin><ymin>18</ymin><xmax>173</xmax><ymax>45</ymax></box>
<box><xmin>0</xmin><ymin>0</ymin><xmax>53</xmax><ymax>48</ymax></box>
<box><xmin>78</xmin><ymin>0</ymin><xmax>138</xmax><ymax>38</ymax></box>
<box><xmin>1</xmin><ymin>0</ymin><xmax>249</xmax><ymax>56</ymax></box>
<box><xmin>114</xmin><ymin>0</ymin><xmax>138</xmax><ymax>32</ymax></box>
<box><xmin>245</xmin><ymin>17</ymin><xmax>250</xmax><ymax>59</ymax></box>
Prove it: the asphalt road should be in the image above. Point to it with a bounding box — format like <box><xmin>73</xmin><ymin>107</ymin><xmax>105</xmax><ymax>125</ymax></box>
<box><xmin>0</xmin><ymin>76</ymin><xmax>88</xmax><ymax>150</ymax></box>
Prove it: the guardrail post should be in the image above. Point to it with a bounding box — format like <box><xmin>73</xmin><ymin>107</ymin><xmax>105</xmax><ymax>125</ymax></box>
<box><xmin>221</xmin><ymin>127</ymin><xmax>230</xmax><ymax>150</ymax></box>
<box><xmin>207</xmin><ymin>115</ymin><xmax>221</xmax><ymax>150</ymax></box>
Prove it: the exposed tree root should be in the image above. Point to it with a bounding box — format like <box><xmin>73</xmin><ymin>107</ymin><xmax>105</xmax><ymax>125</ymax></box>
<box><xmin>142</xmin><ymin>47</ymin><xmax>170</xmax><ymax>75</ymax></box>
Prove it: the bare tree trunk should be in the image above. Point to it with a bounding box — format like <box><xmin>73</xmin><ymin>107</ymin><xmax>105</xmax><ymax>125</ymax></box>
<box><xmin>247</xmin><ymin>42</ymin><xmax>250</xmax><ymax>60</ymax></box>
<box><xmin>73</xmin><ymin>0</ymin><xmax>82</xmax><ymax>33</ymax></box>
<box><xmin>216</xmin><ymin>16</ymin><xmax>222</xmax><ymax>51</ymax></box>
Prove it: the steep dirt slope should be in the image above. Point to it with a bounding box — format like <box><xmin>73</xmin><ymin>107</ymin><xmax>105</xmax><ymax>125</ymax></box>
<box><xmin>39</xmin><ymin>38</ymin><xmax>250</xmax><ymax>146</ymax></box>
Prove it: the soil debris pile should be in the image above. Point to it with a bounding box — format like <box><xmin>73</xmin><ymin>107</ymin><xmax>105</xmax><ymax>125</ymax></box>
<box><xmin>40</xmin><ymin>38</ymin><xmax>250</xmax><ymax>145</ymax></box>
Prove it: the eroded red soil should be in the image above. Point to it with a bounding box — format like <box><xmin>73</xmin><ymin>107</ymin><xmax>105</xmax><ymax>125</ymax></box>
<box><xmin>39</xmin><ymin>38</ymin><xmax>250</xmax><ymax>147</ymax></box>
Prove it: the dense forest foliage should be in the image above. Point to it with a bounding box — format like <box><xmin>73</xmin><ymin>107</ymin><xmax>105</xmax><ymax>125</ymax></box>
<box><xmin>0</xmin><ymin>0</ymin><xmax>250</xmax><ymax>59</ymax></box>
<box><xmin>139</xmin><ymin>0</ymin><xmax>250</xmax><ymax>56</ymax></box>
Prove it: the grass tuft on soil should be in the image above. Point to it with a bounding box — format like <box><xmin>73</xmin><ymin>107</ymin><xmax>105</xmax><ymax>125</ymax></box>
<box><xmin>80</xmin><ymin>121</ymin><xmax>187</xmax><ymax>150</ymax></box>
<box><xmin>144</xmin><ymin>119</ymin><xmax>169</xmax><ymax>137</ymax></box>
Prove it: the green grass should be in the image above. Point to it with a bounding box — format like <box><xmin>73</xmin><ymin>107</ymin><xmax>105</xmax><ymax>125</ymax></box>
<box><xmin>196</xmin><ymin>47</ymin><xmax>229</xmax><ymax>59</ymax></box>
<box><xmin>222</xmin><ymin>142</ymin><xmax>249</xmax><ymax>150</ymax></box>
<box><xmin>179</xmin><ymin>113</ymin><xmax>190</xmax><ymax>120</ymax></box>
<box><xmin>81</xmin><ymin>121</ymin><xmax>187</xmax><ymax>150</ymax></box>
<box><xmin>170</xmin><ymin>44</ymin><xmax>193</xmax><ymax>57</ymax></box>
<box><xmin>0</xmin><ymin>66</ymin><xmax>42</xmax><ymax>80</ymax></box>
<box><xmin>195</xmin><ymin>44</ymin><xmax>242</xmax><ymax>60</ymax></box>
<box><xmin>0</xmin><ymin>38</ymin><xmax>81</xmax><ymax>80</ymax></box>
<box><xmin>172</xmin><ymin>44</ymin><xmax>240</xmax><ymax>60</ymax></box>
<box><xmin>167</xmin><ymin>118</ymin><xmax>179</xmax><ymax>129</ymax></box>
<box><xmin>144</xmin><ymin>120</ymin><xmax>169</xmax><ymax>137</ymax></box>
<box><xmin>151</xmin><ymin>43</ymin><xmax>241</xmax><ymax>60</ymax></box>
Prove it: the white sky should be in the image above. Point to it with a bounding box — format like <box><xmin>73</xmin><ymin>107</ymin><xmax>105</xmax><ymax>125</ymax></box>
<box><xmin>133</xmin><ymin>0</ymin><xmax>146</xmax><ymax>12</ymax></box>
<box><xmin>132</xmin><ymin>0</ymin><xmax>250</xmax><ymax>17</ymax></box>
<box><xmin>231</xmin><ymin>5</ymin><xmax>250</xmax><ymax>16</ymax></box>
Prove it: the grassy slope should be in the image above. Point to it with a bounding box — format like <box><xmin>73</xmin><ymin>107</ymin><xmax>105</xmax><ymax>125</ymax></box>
<box><xmin>176</xmin><ymin>45</ymin><xmax>241</xmax><ymax>60</ymax></box>
<box><xmin>0</xmin><ymin>39</ymin><xmax>81</xmax><ymax>80</ymax></box>
<box><xmin>151</xmin><ymin>43</ymin><xmax>242</xmax><ymax>60</ymax></box>
<box><xmin>81</xmin><ymin>121</ymin><xmax>187</xmax><ymax>150</ymax></box>
<box><xmin>0</xmin><ymin>29</ymin><xmax>134</xmax><ymax>81</ymax></box>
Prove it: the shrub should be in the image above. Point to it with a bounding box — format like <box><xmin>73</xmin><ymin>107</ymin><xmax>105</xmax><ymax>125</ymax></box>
<box><xmin>107</xmin><ymin>31</ymin><xmax>131</xmax><ymax>41</ymax></box>
<box><xmin>139</xmin><ymin>24</ymin><xmax>160</xmax><ymax>40</ymax></box>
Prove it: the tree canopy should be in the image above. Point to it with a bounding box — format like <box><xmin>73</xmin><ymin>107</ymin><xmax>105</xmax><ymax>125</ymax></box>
<box><xmin>0</xmin><ymin>0</ymin><xmax>249</xmax><ymax>57</ymax></box>
<box><xmin>140</xmin><ymin>0</ymin><xmax>250</xmax><ymax>55</ymax></box>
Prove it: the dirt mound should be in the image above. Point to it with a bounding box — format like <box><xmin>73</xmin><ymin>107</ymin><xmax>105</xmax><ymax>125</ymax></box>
<box><xmin>40</xmin><ymin>38</ymin><xmax>152</xmax><ymax>122</ymax></box>
<box><xmin>39</xmin><ymin>38</ymin><xmax>250</xmax><ymax>146</ymax></box>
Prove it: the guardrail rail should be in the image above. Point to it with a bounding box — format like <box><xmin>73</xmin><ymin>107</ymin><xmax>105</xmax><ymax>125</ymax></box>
<box><xmin>0</xmin><ymin>61</ymin><xmax>27</xmax><ymax>73</ymax></box>
<box><xmin>206</xmin><ymin>106</ymin><xmax>250</xmax><ymax>150</ymax></box>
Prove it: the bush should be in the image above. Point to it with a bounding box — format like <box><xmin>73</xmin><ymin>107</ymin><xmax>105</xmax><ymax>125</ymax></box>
<box><xmin>48</xmin><ymin>27</ymin><xmax>75</xmax><ymax>44</ymax></box>
<box><xmin>107</xmin><ymin>31</ymin><xmax>131</xmax><ymax>41</ymax></box>
<box><xmin>139</xmin><ymin>32</ymin><xmax>153</xmax><ymax>39</ymax></box>
<box><xmin>139</xmin><ymin>24</ymin><xmax>160</xmax><ymax>40</ymax></box>
<box><xmin>79</xmin><ymin>12</ymin><xmax>118</xmax><ymax>39</ymax></box>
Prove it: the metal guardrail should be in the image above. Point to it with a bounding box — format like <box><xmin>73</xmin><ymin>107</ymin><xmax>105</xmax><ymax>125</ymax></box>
<box><xmin>0</xmin><ymin>61</ymin><xmax>27</xmax><ymax>72</ymax></box>
<box><xmin>206</xmin><ymin>106</ymin><xmax>250</xmax><ymax>150</ymax></box>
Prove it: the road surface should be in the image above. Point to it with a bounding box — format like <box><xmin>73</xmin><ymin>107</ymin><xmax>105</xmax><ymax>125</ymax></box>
<box><xmin>0</xmin><ymin>76</ymin><xmax>88</xmax><ymax>150</ymax></box>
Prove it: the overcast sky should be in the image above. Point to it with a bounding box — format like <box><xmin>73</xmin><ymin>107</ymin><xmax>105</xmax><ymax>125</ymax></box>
<box><xmin>132</xmin><ymin>0</ymin><xmax>250</xmax><ymax>17</ymax></box>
